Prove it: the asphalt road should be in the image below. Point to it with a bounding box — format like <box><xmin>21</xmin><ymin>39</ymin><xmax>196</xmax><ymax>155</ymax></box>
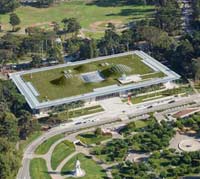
<box><xmin>17</xmin><ymin>94</ymin><xmax>200</xmax><ymax>179</ymax></box>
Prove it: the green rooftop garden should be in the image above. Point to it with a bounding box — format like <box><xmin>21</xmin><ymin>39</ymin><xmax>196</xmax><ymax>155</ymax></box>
<box><xmin>23</xmin><ymin>54</ymin><xmax>164</xmax><ymax>101</ymax></box>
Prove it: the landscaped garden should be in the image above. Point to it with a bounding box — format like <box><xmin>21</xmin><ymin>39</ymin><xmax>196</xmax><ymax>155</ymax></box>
<box><xmin>112</xmin><ymin>148</ymin><xmax>200</xmax><ymax>179</ymax></box>
<box><xmin>35</xmin><ymin>133</ymin><xmax>65</xmax><ymax>154</ymax></box>
<box><xmin>29</xmin><ymin>116</ymin><xmax>200</xmax><ymax>179</ymax></box>
<box><xmin>61</xmin><ymin>153</ymin><xmax>107</xmax><ymax>179</ymax></box>
<box><xmin>125</xmin><ymin>85</ymin><xmax>193</xmax><ymax>104</ymax></box>
<box><xmin>30</xmin><ymin>158</ymin><xmax>51</xmax><ymax>179</ymax></box>
<box><xmin>56</xmin><ymin>105</ymin><xmax>104</xmax><ymax>120</ymax></box>
<box><xmin>77</xmin><ymin>128</ymin><xmax>112</xmax><ymax>145</ymax></box>
<box><xmin>22</xmin><ymin>54</ymin><xmax>163</xmax><ymax>101</ymax></box>
<box><xmin>51</xmin><ymin>140</ymin><xmax>75</xmax><ymax>170</ymax></box>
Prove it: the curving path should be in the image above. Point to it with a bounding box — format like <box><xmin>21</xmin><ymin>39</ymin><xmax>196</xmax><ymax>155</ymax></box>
<box><xmin>17</xmin><ymin>94</ymin><xmax>200</xmax><ymax>179</ymax></box>
<box><xmin>28</xmin><ymin>127</ymin><xmax>113</xmax><ymax>179</ymax></box>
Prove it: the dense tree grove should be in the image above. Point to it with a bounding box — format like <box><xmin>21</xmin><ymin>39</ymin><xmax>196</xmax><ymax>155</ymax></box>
<box><xmin>0</xmin><ymin>80</ymin><xmax>40</xmax><ymax>179</ymax></box>
<box><xmin>154</xmin><ymin>0</ymin><xmax>182</xmax><ymax>35</ymax></box>
<box><xmin>175</xmin><ymin>113</ymin><xmax>200</xmax><ymax>132</ymax></box>
<box><xmin>113</xmin><ymin>149</ymin><xmax>200</xmax><ymax>179</ymax></box>
<box><xmin>0</xmin><ymin>0</ymin><xmax>19</xmax><ymax>14</ymax></box>
<box><xmin>93</xmin><ymin>120</ymin><xmax>175</xmax><ymax>162</ymax></box>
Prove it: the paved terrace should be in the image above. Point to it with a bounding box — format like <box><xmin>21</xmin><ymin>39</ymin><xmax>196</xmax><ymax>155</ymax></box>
<box><xmin>9</xmin><ymin>51</ymin><xmax>181</xmax><ymax>110</ymax></box>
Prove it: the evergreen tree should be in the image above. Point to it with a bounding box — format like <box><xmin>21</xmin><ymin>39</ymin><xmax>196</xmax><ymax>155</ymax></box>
<box><xmin>9</xmin><ymin>13</ymin><xmax>21</xmax><ymax>32</ymax></box>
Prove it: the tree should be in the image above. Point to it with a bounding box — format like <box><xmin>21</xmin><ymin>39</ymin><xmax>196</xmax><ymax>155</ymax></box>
<box><xmin>9</xmin><ymin>13</ymin><xmax>21</xmax><ymax>32</ymax></box>
<box><xmin>0</xmin><ymin>138</ymin><xmax>21</xmax><ymax>179</ymax></box>
<box><xmin>155</xmin><ymin>0</ymin><xmax>182</xmax><ymax>35</ymax></box>
<box><xmin>47</xmin><ymin>46</ymin><xmax>63</xmax><ymax>63</ymax></box>
<box><xmin>95</xmin><ymin>128</ymin><xmax>102</xmax><ymax>136</ymax></box>
<box><xmin>30</xmin><ymin>55</ymin><xmax>43</xmax><ymax>68</ymax></box>
<box><xmin>36</xmin><ymin>0</ymin><xmax>54</xmax><ymax>7</ymax></box>
<box><xmin>138</xmin><ymin>26</ymin><xmax>175</xmax><ymax>50</ymax></box>
<box><xmin>80</xmin><ymin>39</ymin><xmax>98</xmax><ymax>59</ymax></box>
<box><xmin>193</xmin><ymin>0</ymin><xmax>200</xmax><ymax>21</ymax></box>
<box><xmin>192</xmin><ymin>58</ymin><xmax>200</xmax><ymax>82</ymax></box>
<box><xmin>0</xmin><ymin>0</ymin><xmax>19</xmax><ymax>14</ymax></box>
<box><xmin>0</xmin><ymin>111</ymin><xmax>18</xmax><ymax>142</ymax></box>
<box><xmin>107</xmin><ymin>22</ymin><xmax>116</xmax><ymax>31</ymax></box>
<box><xmin>62</xmin><ymin>18</ymin><xmax>81</xmax><ymax>37</ymax></box>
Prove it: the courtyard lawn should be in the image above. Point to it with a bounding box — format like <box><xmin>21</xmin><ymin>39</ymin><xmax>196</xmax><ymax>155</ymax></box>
<box><xmin>35</xmin><ymin>134</ymin><xmax>65</xmax><ymax>155</ymax></box>
<box><xmin>51</xmin><ymin>140</ymin><xmax>75</xmax><ymax>170</ymax></box>
<box><xmin>1</xmin><ymin>1</ymin><xmax>155</xmax><ymax>32</ymax></box>
<box><xmin>23</xmin><ymin>54</ymin><xmax>156</xmax><ymax>101</ymax></box>
<box><xmin>77</xmin><ymin>132</ymin><xmax>112</xmax><ymax>145</ymax></box>
<box><xmin>30</xmin><ymin>158</ymin><xmax>51</xmax><ymax>179</ymax></box>
<box><xmin>57</xmin><ymin>105</ymin><xmax>104</xmax><ymax>120</ymax></box>
<box><xmin>61</xmin><ymin>153</ymin><xmax>106</xmax><ymax>179</ymax></box>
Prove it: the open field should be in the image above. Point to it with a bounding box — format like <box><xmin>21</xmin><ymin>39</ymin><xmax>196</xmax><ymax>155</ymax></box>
<box><xmin>35</xmin><ymin>134</ymin><xmax>65</xmax><ymax>154</ymax></box>
<box><xmin>30</xmin><ymin>158</ymin><xmax>51</xmax><ymax>179</ymax></box>
<box><xmin>61</xmin><ymin>153</ymin><xmax>106</xmax><ymax>179</ymax></box>
<box><xmin>1</xmin><ymin>0</ymin><xmax>155</xmax><ymax>33</ymax></box>
<box><xmin>51</xmin><ymin>140</ymin><xmax>75</xmax><ymax>170</ymax></box>
<box><xmin>23</xmin><ymin>54</ymin><xmax>161</xmax><ymax>101</ymax></box>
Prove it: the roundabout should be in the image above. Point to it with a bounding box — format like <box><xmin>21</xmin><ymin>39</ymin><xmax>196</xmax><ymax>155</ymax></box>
<box><xmin>179</xmin><ymin>139</ymin><xmax>200</xmax><ymax>152</ymax></box>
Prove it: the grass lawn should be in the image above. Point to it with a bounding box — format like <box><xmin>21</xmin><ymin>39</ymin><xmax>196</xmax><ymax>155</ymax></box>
<box><xmin>19</xmin><ymin>131</ymin><xmax>42</xmax><ymax>151</ymax></box>
<box><xmin>57</xmin><ymin>105</ymin><xmax>104</xmax><ymax>120</ymax></box>
<box><xmin>35</xmin><ymin>133</ymin><xmax>65</xmax><ymax>154</ymax></box>
<box><xmin>77</xmin><ymin>132</ymin><xmax>112</xmax><ymax>145</ymax></box>
<box><xmin>134</xmin><ymin>120</ymin><xmax>150</xmax><ymax>129</ymax></box>
<box><xmin>30</xmin><ymin>158</ymin><xmax>51</xmax><ymax>179</ymax></box>
<box><xmin>23</xmin><ymin>54</ymin><xmax>156</xmax><ymax>101</ymax></box>
<box><xmin>125</xmin><ymin>86</ymin><xmax>193</xmax><ymax>104</ymax></box>
<box><xmin>84</xmin><ymin>31</ymin><xmax>105</xmax><ymax>39</ymax></box>
<box><xmin>119</xmin><ymin>119</ymin><xmax>154</xmax><ymax>136</ymax></box>
<box><xmin>61</xmin><ymin>153</ymin><xmax>106</xmax><ymax>179</ymax></box>
<box><xmin>51</xmin><ymin>140</ymin><xmax>75</xmax><ymax>170</ymax></box>
<box><xmin>1</xmin><ymin>1</ymin><xmax>155</xmax><ymax>32</ymax></box>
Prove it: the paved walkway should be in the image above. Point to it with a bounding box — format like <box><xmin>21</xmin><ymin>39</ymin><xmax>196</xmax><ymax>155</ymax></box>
<box><xmin>32</xmin><ymin>127</ymin><xmax>120</xmax><ymax>179</ymax></box>
<box><xmin>169</xmin><ymin>132</ymin><xmax>197</xmax><ymax>152</ymax></box>
<box><xmin>99</xmin><ymin>97</ymin><xmax>129</xmax><ymax>112</ymax></box>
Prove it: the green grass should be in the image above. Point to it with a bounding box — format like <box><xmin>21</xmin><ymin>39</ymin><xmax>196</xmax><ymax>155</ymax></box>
<box><xmin>84</xmin><ymin>31</ymin><xmax>105</xmax><ymax>39</ymax></box>
<box><xmin>30</xmin><ymin>158</ymin><xmax>51</xmax><ymax>179</ymax></box>
<box><xmin>77</xmin><ymin>132</ymin><xmax>112</xmax><ymax>145</ymax></box>
<box><xmin>19</xmin><ymin>131</ymin><xmax>42</xmax><ymax>151</ymax></box>
<box><xmin>124</xmin><ymin>86</ymin><xmax>193</xmax><ymax>104</ymax></box>
<box><xmin>61</xmin><ymin>153</ymin><xmax>106</xmax><ymax>179</ymax></box>
<box><xmin>23</xmin><ymin>54</ymin><xmax>158</xmax><ymax>101</ymax></box>
<box><xmin>57</xmin><ymin>105</ymin><xmax>104</xmax><ymax>120</ymax></box>
<box><xmin>1</xmin><ymin>1</ymin><xmax>155</xmax><ymax>32</ymax></box>
<box><xmin>134</xmin><ymin>120</ymin><xmax>150</xmax><ymax>129</ymax></box>
<box><xmin>51</xmin><ymin>140</ymin><xmax>75</xmax><ymax>170</ymax></box>
<box><xmin>142</xmin><ymin>72</ymin><xmax>165</xmax><ymax>79</ymax></box>
<box><xmin>35</xmin><ymin>133</ymin><xmax>65</xmax><ymax>154</ymax></box>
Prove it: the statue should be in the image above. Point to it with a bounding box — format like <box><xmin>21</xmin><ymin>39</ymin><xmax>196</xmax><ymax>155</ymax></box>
<box><xmin>73</xmin><ymin>159</ymin><xmax>85</xmax><ymax>178</ymax></box>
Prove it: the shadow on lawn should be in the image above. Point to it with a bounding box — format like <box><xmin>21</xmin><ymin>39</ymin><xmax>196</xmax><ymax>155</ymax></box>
<box><xmin>80</xmin><ymin>133</ymin><xmax>96</xmax><ymax>139</ymax></box>
<box><xmin>87</xmin><ymin>0</ymin><xmax>144</xmax><ymax>7</ymax></box>
<box><xmin>106</xmin><ymin>8</ymin><xmax>155</xmax><ymax>18</ymax></box>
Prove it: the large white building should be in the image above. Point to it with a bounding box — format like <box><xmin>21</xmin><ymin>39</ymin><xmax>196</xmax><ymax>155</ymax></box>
<box><xmin>10</xmin><ymin>51</ymin><xmax>180</xmax><ymax>114</ymax></box>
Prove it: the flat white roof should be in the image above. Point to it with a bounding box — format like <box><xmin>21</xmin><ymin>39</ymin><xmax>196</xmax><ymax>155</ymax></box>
<box><xmin>10</xmin><ymin>51</ymin><xmax>180</xmax><ymax>110</ymax></box>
